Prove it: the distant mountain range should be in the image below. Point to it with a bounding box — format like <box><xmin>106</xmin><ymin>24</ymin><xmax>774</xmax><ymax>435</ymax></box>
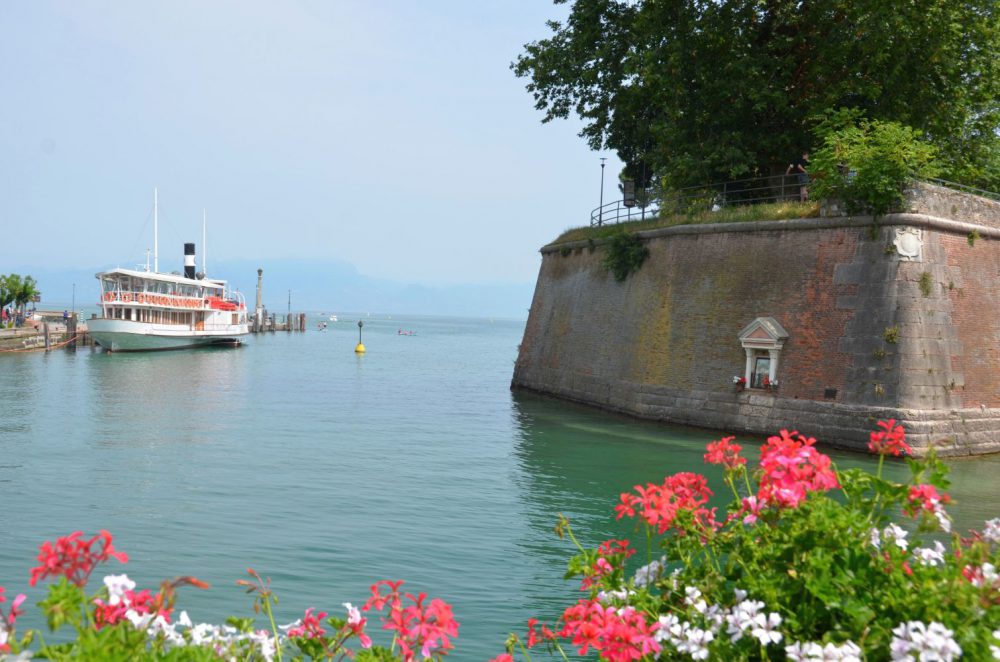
<box><xmin>13</xmin><ymin>258</ymin><xmax>534</xmax><ymax>320</ymax></box>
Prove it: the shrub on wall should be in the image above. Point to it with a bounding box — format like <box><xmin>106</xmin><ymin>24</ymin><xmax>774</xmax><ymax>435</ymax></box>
<box><xmin>811</xmin><ymin>109</ymin><xmax>939</xmax><ymax>217</ymax></box>
<box><xmin>602</xmin><ymin>231</ymin><xmax>650</xmax><ymax>282</ymax></box>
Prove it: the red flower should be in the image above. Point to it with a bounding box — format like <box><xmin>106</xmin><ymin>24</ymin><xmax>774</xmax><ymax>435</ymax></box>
<box><xmin>597</xmin><ymin>539</ymin><xmax>635</xmax><ymax>559</ymax></box>
<box><xmin>868</xmin><ymin>419</ymin><xmax>911</xmax><ymax>456</ymax></box>
<box><xmin>92</xmin><ymin>588</ymin><xmax>172</xmax><ymax>630</ymax></box>
<box><xmin>363</xmin><ymin>579</ymin><xmax>405</xmax><ymax>612</ymax></box>
<box><xmin>616</xmin><ymin>473</ymin><xmax>715</xmax><ymax>535</ymax></box>
<box><xmin>757</xmin><ymin>430</ymin><xmax>839</xmax><ymax>509</ymax></box>
<box><xmin>526</xmin><ymin>617</ymin><xmax>558</xmax><ymax>648</ymax></box>
<box><xmin>365</xmin><ymin>581</ymin><xmax>459</xmax><ymax>662</ymax></box>
<box><xmin>704</xmin><ymin>436</ymin><xmax>746</xmax><ymax>469</ymax></box>
<box><xmin>489</xmin><ymin>655</ymin><xmax>514</xmax><ymax>662</ymax></box>
<box><xmin>907</xmin><ymin>484</ymin><xmax>951</xmax><ymax>514</ymax></box>
<box><xmin>29</xmin><ymin>530</ymin><xmax>128</xmax><ymax>588</ymax></box>
<box><xmin>0</xmin><ymin>586</ymin><xmax>26</xmax><ymax>653</ymax></box>
<box><xmin>287</xmin><ymin>608</ymin><xmax>328</xmax><ymax>639</ymax></box>
<box><xmin>560</xmin><ymin>599</ymin><xmax>660</xmax><ymax>661</ymax></box>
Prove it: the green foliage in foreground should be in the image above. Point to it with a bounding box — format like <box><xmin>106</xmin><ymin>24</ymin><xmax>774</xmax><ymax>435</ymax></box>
<box><xmin>4</xmin><ymin>424</ymin><xmax>998</xmax><ymax>661</ymax></box>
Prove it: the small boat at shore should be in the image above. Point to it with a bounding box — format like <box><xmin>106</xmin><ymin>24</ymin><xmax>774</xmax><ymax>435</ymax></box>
<box><xmin>88</xmin><ymin>191</ymin><xmax>249</xmax><ymax>352</ymax></box>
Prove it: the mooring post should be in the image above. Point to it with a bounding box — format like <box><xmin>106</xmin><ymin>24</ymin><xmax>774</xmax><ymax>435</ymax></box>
<box><xmin>255</xmin><ymin>268</ymin><xmax>263</xmax><ymax>333</ymax></box>
<box><xmin>43</xmin><ymin>322</ymin><xmax>50</xmax><ymax>351</ymax></box>
<box><xmin>67</xmin><ymin>314</ymin><xmax>77</xmax><ymax>350</ymax></box>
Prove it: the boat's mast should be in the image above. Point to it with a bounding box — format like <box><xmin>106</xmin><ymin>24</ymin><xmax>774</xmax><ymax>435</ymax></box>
<box><xmin>202</xmin><ymin>208</ymin><xmax>207</xmax><ymax>275</ymax></box>
<box><xmin>153</xmin><ymin>187</ymin><xmax>159</xmax><ymax>273</ymax></box>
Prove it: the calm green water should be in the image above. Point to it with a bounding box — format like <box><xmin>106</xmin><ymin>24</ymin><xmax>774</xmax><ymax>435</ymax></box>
<box><xmin>2</xmin><ymin>315</ymin><xmax>999</xmax><ymax>659</ymax></box>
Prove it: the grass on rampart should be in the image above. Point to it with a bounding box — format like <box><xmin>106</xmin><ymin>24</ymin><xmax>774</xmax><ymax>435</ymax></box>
<box><xmin>549</xmin><ymin>200</ymin><xmax>822</xmax><ymax>246</ymax></box>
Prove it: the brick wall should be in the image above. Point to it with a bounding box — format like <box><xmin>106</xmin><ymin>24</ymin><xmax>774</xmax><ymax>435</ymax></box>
<box><xmin>513</xmin><ymin>211</ymin><xmax>1000</xmax><ymax>456</ymax></box>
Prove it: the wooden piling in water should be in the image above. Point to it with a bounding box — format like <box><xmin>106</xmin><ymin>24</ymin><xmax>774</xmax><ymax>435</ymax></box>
<box><xmin>67</xmin><ymin>315</ymin><xmax>77</xmax><ymax>350</ymax></box>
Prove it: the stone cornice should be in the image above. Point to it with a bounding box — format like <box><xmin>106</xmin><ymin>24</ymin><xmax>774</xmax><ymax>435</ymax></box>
<box><xmin>541</xmin><ymin>213</ymin><xmax>1000</xmax><ymax>255</ymax></box>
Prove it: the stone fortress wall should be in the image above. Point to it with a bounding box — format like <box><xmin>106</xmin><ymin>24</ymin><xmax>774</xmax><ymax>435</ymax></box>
<box><xmin>511</xmin><ymin>183</ymin><xmax>1000</xmax><ymax>456</ymax></box>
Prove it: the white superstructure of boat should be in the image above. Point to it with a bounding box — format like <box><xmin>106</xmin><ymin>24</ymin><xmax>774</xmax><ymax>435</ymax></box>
<box><xmin>88</xmin><ymin>267</ymin><xmax>249</xmax><ymax>352</ymax></box>
<box><xmin>88</xmin><ymin>191</ymin><xmax>249</xmax><ymax>352</ymax></box>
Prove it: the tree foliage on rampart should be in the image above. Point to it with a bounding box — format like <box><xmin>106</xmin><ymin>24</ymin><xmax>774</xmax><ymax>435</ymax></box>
<box><xmin>513</xmin><ymin>0</ymin><xmax>999</xmax><ymax>190</ymax></box>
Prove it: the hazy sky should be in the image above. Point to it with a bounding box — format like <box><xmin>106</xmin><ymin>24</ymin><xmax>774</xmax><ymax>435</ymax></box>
<box><xmin>1</xmin><ymin>2</ymin><xmax>623</xmax><ymax>287</ymax></box>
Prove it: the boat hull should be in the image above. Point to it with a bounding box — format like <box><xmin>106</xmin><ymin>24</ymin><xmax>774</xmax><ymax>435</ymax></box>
<box><xmin>88</xmin><ymin>319</ymin><xmax>248</xmax><ymax>352</ymax></box>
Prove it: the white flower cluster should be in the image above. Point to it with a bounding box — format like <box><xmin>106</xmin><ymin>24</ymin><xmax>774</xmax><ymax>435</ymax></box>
<box><xmin>890</xmin><ymin>621</ymin><xmax>962</xmax><ymax>661</ymax></box>
<box><xmin>984</xmin><ymin>518</ymin><xmax>1000</xmax><ymax>544</ymax></box>
<box><xmin>990</xmin><ymin>628</ymin><xmax>1000</xmax><ymax>660</ymax></box>
<box><xmin>870</xmin><ymin>524</ymin><xmax>909</xmax><ymax>552</ymax></box>
<box><xmin>633</xmin><ymin>557</ymin><xmax>666</xmax><ymax>588</ymax></box>
<box><xmin>785</xmin><ymin>640</ymin><xmax>862</xmax><ymax>662</ymax></box>
<box><xmin>925</xmin><ymin>497</ymin><xmax>953</xmax><ymax>533</ymax></box>
<box><xmin>912</xmin><ymin>540</ymin><xmax>946</xmax><ymax>567</ymax></box>
<box><xmin>103</xmin><ymin>573</ymin><xmax>135</xmax><ymax>603</ymax></box>
<box><xmin>596</xmin><ymin>588</ymin><xmax>633</xmax><ymax>604</ymax></box>
<box><xmin>655</xmin><ymin>613</ymin><xmax>714</xmax><ymax>661</ymax></box>
<box><xmin>653</xmin><ymin>589</ymin><xmax>786</xmax><ymax>660</ymax></box>
<box><xmin>94</xmin><ymin>573</ymin><xmax>283</xmax><ymax>661</ymax></box>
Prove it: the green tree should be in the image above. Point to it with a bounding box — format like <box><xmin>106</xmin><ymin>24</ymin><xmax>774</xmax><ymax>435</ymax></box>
<box><xmin>513</xmin><ymin>0</ymin><xmax>999</xmax><ymax>190</ymax></box>
<box><xmin>1</xmin><ymin>274</ymin><xmax>41</xmax><ymax>325</ymax></box>
<box><xmin>0</xmin><ymin>275</ymin><xmax>15</xmax><ymax>326</ymax></box>
<box><xmin>14</xmin><ymin>275</ymin><xmax>40</xmax><ymax>314</ymax></box>
<box><xmin>810</xmin><ymin>111</ymin><xmax>940</xmax><ymax>217</ymax></box>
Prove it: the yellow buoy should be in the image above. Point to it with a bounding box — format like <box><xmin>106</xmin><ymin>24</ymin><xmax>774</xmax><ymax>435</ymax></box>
<box><xmin>355</xmin><ymin>320</ymin><xmax>365</xmax><ymax>353</ymax></box>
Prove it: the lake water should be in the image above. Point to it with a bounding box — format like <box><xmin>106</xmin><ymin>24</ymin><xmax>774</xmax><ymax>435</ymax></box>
<box><xmin>2</xmin><ymin>314</ymin><xmax>999</xmax><ymax>659</ymax></box>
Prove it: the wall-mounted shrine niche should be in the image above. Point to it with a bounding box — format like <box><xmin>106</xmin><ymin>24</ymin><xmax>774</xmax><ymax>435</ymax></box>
<box><xmin>737</xmin><ymin>317</ymin><xmax>789</xmax><ymax>389</ymax></box>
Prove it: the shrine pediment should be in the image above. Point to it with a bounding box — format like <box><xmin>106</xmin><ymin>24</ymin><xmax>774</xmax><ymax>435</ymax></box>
<box><xmin>738</xmin><ymin>317</ymin><xmax>789</xmax><ymax>349</ymax></box>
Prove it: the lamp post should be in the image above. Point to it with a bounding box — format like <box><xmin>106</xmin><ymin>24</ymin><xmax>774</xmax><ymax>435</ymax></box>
<box><xmin>71</xmin><ymin>283</ymin><xmax>75</xmax><ymax>318</ymax></box>
<box><xmin>599</xmin><ymin>157</ymin><xmax>607</xmax><ymax>226</ymax></box>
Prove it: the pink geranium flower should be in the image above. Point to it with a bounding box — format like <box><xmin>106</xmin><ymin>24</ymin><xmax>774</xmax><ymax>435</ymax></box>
<box><xmin>526</xmin><ymin>617</ymin><xmax>558</xmax><ymax>648</ymax></box>
<box><xmin>364</xmin><ymin>580</ymin><xmax>459</xmax><ymax>662</ymax></box>
<box><xmin>869</xmin><ymin>419</ymin><xmax>911</xmax><ymax>456</ymax></box>
<box><xmin>287</xmin><ymin>608</ymin><xmax>327</xmax><ymax>639</ymax></box>
<box><xmin>616</xmin><ymin>473</ymin><xmax>716</xmax><ymax>535</ymax></box>
<box><xmin>704</xmin><ymin>436</ymin><xmax>746</xmax><ymax>469</ymax></box>
<box><xmin>757</xmin><ymin>430</ymin><xmax>839</xmax><ymax>509</ymax></box>
<box><xmin>29</xmin><ymin>530</ymin><xmax>129</xmax><ymax>588</ymax></box>
<box><xmin>561</xmin><ymin>599</ymin><xmax>660</xmax><ymax>661</ymax></box>
<box><xmin>0</xmin><ymin>586</ymin><xmax>26</xmax><ymax>654</ymax></box>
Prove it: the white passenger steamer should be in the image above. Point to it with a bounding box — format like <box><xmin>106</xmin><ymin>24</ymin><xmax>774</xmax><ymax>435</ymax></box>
<box><xmin>88</xmin><ymin>193</ymin><xmax>249</xmax><ymax>352</ymax></box>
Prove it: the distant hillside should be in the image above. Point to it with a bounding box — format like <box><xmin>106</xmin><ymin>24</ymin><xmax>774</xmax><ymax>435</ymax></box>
<box><xmin>11</xmin><ymin>258</ymin><xmax>533</xmax><ymax>320</ymax></box>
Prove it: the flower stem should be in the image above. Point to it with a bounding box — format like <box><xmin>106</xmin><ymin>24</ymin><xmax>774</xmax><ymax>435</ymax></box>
<box><xmin>516</xmin><ymin>637</ymin><xmax>534</xmax><ymax>662</ymax></box>
<box><xmin>261</xmin><ymin>596</ymin><xmax>282</xmax><ymax>662</ymax></box>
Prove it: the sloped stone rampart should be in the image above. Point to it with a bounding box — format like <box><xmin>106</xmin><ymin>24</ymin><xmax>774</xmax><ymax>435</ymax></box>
<box><xmin>513</xmin><ymin>207</ymin><xmax>1000</xmax><ymax>456</ymax></box>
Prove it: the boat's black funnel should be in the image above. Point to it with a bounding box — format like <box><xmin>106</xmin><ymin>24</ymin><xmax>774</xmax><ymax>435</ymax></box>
<box><xmin>184</xmin><ymin>243</ymin><xmax>196</xmax><ymax>279</ymax></box>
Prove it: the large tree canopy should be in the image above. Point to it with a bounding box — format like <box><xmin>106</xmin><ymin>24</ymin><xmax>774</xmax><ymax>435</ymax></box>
<box><xmin>513</xmin><ymin>0</ymin><xmax>1000</xmax><ymax>190</ymax></box>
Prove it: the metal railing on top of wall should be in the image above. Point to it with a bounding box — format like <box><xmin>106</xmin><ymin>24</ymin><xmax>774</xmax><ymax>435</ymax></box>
<box><xmin>925</xmin><ymin>178</ymin><xmax>1000</xmax><ymax>202</ymax></box>
<box><xmin>590</xmin><ymin>175</ymin><xmax>1000</xmax><ymax>227</ymax></box>
<box><xmin>590</xmin><ymin>173</ymin><xmax>809</xmax><ymax>226</ymax></box>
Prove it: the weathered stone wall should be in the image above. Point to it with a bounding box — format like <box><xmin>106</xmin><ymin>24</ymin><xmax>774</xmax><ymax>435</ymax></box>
<box><xmin>905</xmin><ymin>182</ymin><xmax>1000</xmax><ymax>229</ymax></box>
<box><xmin>513</xmin><ymin>207</ymin><xmax>1000</xmax><ymax>456</ymax></box>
